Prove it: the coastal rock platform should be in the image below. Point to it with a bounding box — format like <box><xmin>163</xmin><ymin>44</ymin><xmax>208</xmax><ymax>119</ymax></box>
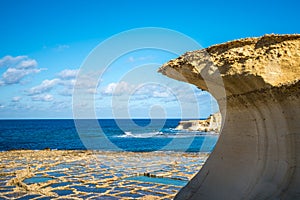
<box><xmin>0</xmin><ymin>150</ymin><xmax>208</xmax><ymax>199</ymax></box>
<box><xmin>159</xmin><ymin>34</ymin><xmax>300</xmax><ymax>199</ymax></box>
<box><xmin>175</xmin><ymin>112</ymin><xmax>221</xmax><ymax>132</ymax></box>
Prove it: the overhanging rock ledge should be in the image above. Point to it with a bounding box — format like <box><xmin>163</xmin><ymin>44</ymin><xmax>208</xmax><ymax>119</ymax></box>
<box><xmin>159</xmin><ymin>34</ymin><xmax>300</xmax><ymax>200</ymax></box>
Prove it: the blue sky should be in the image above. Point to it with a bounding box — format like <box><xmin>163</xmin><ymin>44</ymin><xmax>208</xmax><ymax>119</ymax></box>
<box><xmin>0</xmin><ymin>0</ymin><xmax>299</xmax><ymax>119</ymax></box>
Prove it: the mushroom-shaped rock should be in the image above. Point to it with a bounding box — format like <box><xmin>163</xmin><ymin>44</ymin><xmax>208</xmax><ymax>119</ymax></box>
<box><xmin>159</xmin><ymin>34</ymin><xmax>300</xmax><ymax>200</ymax></box>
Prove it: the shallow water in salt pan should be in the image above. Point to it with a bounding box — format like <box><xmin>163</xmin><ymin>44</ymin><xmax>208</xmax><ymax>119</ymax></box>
<box><xmin>0</xmin><ymin>150</ymin><xmax>209</xmax><ymax>199</ymax></box>
<box><xmin>126</xmin><ymin>175</ymin><xmax>188</xmax><ymax>186</ymax></box>
<box><xmin>23</xmin><ymin>176</ymin><xmax>53</xmax><ymax>184</ymax></box>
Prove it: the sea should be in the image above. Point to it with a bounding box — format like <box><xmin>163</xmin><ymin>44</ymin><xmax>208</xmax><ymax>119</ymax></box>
<box><xmin>0</xmin><ymin>119</ymin><xmax>218</xmax><ymax>152</ymax></box>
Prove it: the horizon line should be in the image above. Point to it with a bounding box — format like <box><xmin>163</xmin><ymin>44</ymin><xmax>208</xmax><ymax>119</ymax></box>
<box><xmin>0</xmin><ymin>117</ymin><xmax>208</xmax><ymax>120</ymax></box>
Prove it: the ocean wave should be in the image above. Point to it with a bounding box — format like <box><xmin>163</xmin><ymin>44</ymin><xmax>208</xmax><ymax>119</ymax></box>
<box><xmin>115</xmin><ymin>130</ymin><xmax>218</xmax><ymax>138</ymax></box>
<box><xmin>116</xmin><ymin>131</ymin><xmax>163</xmax><ymax>138</ymax></box>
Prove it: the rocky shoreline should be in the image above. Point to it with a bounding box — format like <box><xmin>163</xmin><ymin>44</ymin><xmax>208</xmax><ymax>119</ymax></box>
<box><xmin>175</xmin><ymin>112</ymin><xmax>221</xmax><ymax>132</ymax></box>
<box><xmin>0</xmin><ymin>150</ymin><xmax>208</xmax><ymax>199</ymax></box>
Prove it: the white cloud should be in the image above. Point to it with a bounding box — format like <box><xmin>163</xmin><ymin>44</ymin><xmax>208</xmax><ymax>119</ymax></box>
<box><xmin>128</xmin><ymin>56</ymin><xmax>135</xmax><ymax>62</ymax></box>
<box><xmin>57</xmin><ymin>79</ymin><xmax>76</xmax><ymax>95</ymax></box>
<box><xmin>26</xmin><ymin>68</ymin><xmax>79</xmax><ymax>98</ymax></box>
<box><xmin>101</xmin><ymin>81</ymin><xmax>135</xmax><ymax>96</ymax></box>
<box><xmin>50</xmin><ymin>100</ymin><xmax>70</xmax><ymax>110</ymax></box>
<box><xmin>131</xmin><ymin>84</ymin><xmax>174</xmax><ymax>100</ymax></box>
<box><xmin>102</xmin><ymin>82</ymin><xmax>117</xmax><ymax>95</ymax></box>
<box><xmin>27</xmin><ymin>79</ymin><xmax>60</xmax><ymax>95</ymax></box>
<box><xmin>58</xmin><ymin>69</ymin><xmax>78</xmax><ymax>79</ymax></box>
<box><xmin>1</xmin><ymin>67</ymin><xmax>41</xmax><ymax>85</ymax></box>
<box><xmin>0</xmin><ymin>55</ymin><xmax>38</xmax><ymax>69</ymax></box>
<box><xmin>61</xmin><ymin>79</ymin><xmax>76</xmax><ymax>87</ymax></box>
<box><xmin>12</xmin><ymin>96</ymin><xmax>21</xmax><ymax>102</ymax></box>
<box><xmin>127</xmin><ymin>55</ymin><xmax>154</xmax><ymax>63</ymax></box>
<box><xmin>55</xmin><ymin>44</ymin><xmax>70</xmax><ymax>51</ymax></box>
<box><xmin>0</xmin><ymin>55</ymin><xmax>42</xmax><ymax>86</ymax></box>
<box><xmin>135</xmin><ymin>85</ymin><xmax>212</xmax><ymax>109</ymax></box>
<box><xmin>31</xmin><ymin>94</ymin><xmax>54</xmax><ymax>102</ymax></box>
<box><xmin>18</xmin><ymin>59</ymin><xmax>38</xmax><ymax>69</ymax></box>
<box><xmin>152</xmin><ymin>91</ymin><xmax>171</xmax><ymax>98</ymax></box>
<box><xmin>74</xmin><ymin>72</ymin><xmax>100</xmax><ymax>89</ymax></box>
<box><xmin>57</xmin><ymin>89</ymin><xmax>73</xmax><ymax>96</ymax></box>
<box><xmin>122</xmin><ymin>83</ymin><xmax>210</xmax><ymax>104</ymax></box>
<box><xmin>0</xmin><ymin>55</ymin><xmax>26</xmax><ymax>67</ymax></box>
<box><xmin>100</xmin><ymin>82</ymin><xmax>178</xmax><ymax>103</ymax></box>
<box><xmin>87</xmin><ymin>88</ymin><xmax>97</xmax><ymax>94</ymax></box>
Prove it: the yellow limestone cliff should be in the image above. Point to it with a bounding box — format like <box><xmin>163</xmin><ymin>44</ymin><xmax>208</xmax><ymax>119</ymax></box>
<box><xmin>159</xmin><ymin>34</ymin><xmax>300</xmax><ymax>199</ymax></box>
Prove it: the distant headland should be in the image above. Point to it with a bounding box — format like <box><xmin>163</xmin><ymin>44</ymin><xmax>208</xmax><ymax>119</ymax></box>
<box><xmin>175</xmin><ymin>112</ymin><xmax>221</xmax><ymax>133</ymax></box>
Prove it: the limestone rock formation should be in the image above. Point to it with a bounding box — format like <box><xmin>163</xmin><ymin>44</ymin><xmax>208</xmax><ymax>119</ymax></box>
<box><xmin>159</xmin><ymin>34</ymin><xmax>300</xmax><ymax>199</ymax></box>
<box><xmin>175</xmin><ymin>112</ymin><xmax>221</xmax><ymax>132</ymax></box>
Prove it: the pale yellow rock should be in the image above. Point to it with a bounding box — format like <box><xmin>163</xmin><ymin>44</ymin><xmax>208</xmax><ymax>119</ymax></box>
<box><xmin>175</xmin><ymin>112</ymin><xmax>221</xmax><ymax>132</ymax></box>
<box><xmin>159</xmin><ymin>34</ymin><xmax>300</xmax><ymax>200</ymax></box>
<box><xmin>140</xmin><ymin>195</ymin><xmax>161</xmax><ymax>200</ymax></box>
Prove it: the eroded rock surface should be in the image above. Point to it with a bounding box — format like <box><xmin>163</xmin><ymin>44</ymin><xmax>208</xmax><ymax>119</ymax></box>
<box><xmin>159</xmin><ymin>34</ymin><xmax>300</xmax><ymax>199</ymax></box>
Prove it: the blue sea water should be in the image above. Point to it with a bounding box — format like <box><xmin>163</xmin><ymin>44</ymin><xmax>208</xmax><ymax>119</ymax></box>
<box><xmin>0</xmin><ymin>119</ymin><xmax>218</xmax><ymax>152</ymax></box>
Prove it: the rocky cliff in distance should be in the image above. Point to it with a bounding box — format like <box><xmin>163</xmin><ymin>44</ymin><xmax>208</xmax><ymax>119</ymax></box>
<box><xmin>175</xmin><ymin>112</ymin><xmax>221</xmax><ymax>132</ymax></box>
<box><xmin>159</xmin><ymin>34</ymin><xmax>300</xmax><ymax>200</ymax></box>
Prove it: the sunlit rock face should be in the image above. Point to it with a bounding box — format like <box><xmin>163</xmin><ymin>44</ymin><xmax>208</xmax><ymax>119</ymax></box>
<box><xmin>159</xmin><ymin>34</ymin><xmax>300</xmax><ymax>200</ymax></box>
<box><xmin>175</xmin><ymin>112</ymin><xmax>221</xmax><ymax>132</ymax></box>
